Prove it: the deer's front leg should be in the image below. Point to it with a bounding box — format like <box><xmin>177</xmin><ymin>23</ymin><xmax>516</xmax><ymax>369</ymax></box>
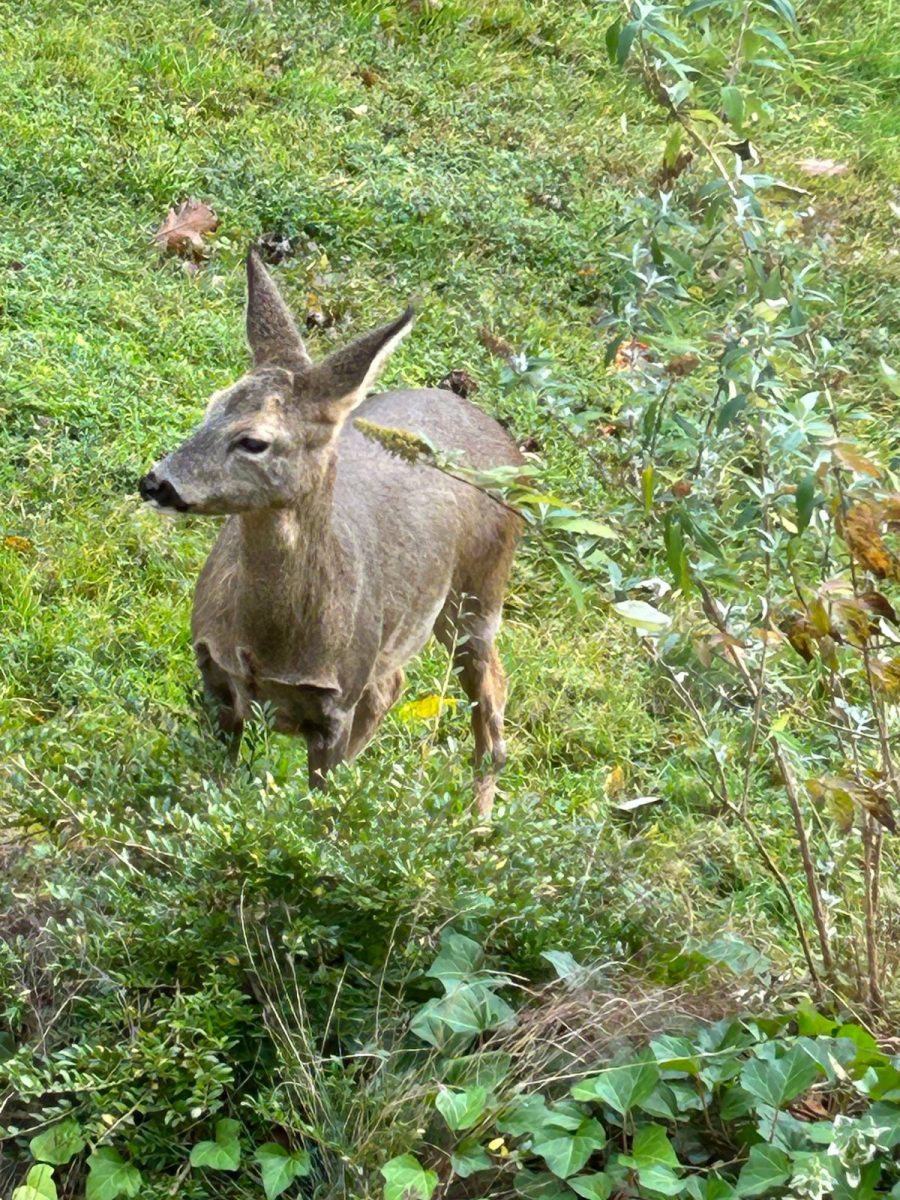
<box><xmin>306</xmin><ymin>719</ymin><xmax>352</xmax><ymax>790</ymax></box>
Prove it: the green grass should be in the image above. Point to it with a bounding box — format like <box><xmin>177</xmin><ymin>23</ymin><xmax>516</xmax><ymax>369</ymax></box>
<box><xmin>1</xmin><ymin>0</ymin><xmax>899</xmax><ymax>1195</ymax></box>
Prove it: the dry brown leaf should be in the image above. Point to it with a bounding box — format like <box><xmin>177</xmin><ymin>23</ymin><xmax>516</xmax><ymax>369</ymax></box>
<box><xmin>478</xmin><ymin>327</ymin><xmax>514</xmax><ymax>360</ymax></box>
<box><xmin>354</xmin><ymin>66</ymin><xmax>383</xmax><ymax>87</ymax></box>
<box><xmin>3</xmin><ymin>535</ymin><xmax>33</xmax><ymax>553</ymax></box>
<box><xmin>665</xmin><ymin>353</ymin><xmax>699</xmax><ymax>378</ymax></box>
<box><xmin>781</xmin><ymin>615</ymin><xmax>817</xmax><ymax>663</ymax></box>
<box><xmin>154</xmin><ymin>199</ymin><xmax>219</xmax><ymax>259</ymax></box>
<box><xmin>858</xmin><ymin>589</ymin><xmax>898</xmax><ymax>625</ymax></box>
<box><xmin>438</xmin><ymin>368</ymin><xmax>478</xmax><ymax>398</ymax></box>
<box><xmin>830</xmin><ymin>441</ymin><xmax>881</xmax><ymax>478</ymax></box>
<box><xmin>840</xmin><ymin>502</ymin><xmax>898</xmax><ymax>580</ymax></box>
<box><xmin>613</xmin><ymin>338</ymin><xmax>651</xmax><ymax>370</ymax></box>
<box><xmin>672</xmin><ymin>479</ymin><xmax>693</xmax><ymax>499</ymax></box>
<box><xmin>870</xmin><ymin>657</ymin><xmax>900</xmax><ymax>700</ymax></box>
<box><xmin>798</xmin><ymin>158</ymin><xmax>849</xmax><ymax>177</ymax></box>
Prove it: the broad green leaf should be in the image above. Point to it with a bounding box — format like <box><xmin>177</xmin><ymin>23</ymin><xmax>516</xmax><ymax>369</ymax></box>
<box><xmin>451</xmin><ymin>1138</ymin><xmax>491</xmax><ymax>1178</ymax></box>
<box><xmin>443</xmin><ymin>1051</ymin><xmax>512</xmax><ymax>1092</ymax></box>
<box><xmin>795</xmin><ymin>471</ymin><xmax>815</xmax><ymax>534</ymax></box>
<box><xmin>740</xmin><ymin>1045</ymin><xmax>819</xmax><ymax>1108</ymax></box>
<box><xmin>571</xmin><ymin>1055</ymin><xmax>660</xmax><ymax>1113</ymax></box>
<box><xmin>254</xmin><ymin>1144</ymin><xmax>311</xmax><ymax>1200</ymax></box>
<box><xmin>721</xmin><ymin>86</ymin><xmax>744</xmax><ymax>127</ymax></box>
<box><xmin>436</xmin><ymin>1085</ymin><xmax>487</xmax><ymax>1131</ymax></box>
<box><xmin>617</xmin><ymin>20</ymin><xmax>639</xmax><ymax>65</ymax></box>
<box><xmin>85</xmin><ymin>1149</ymin><xmax>142</xmax><ymax>1200</ymax></box>
<box><xmin>605</xmin><ymin>19</ymin><xmax>621</xmax><ymax>62</ymax></box>
<box><xmin>381</xmin><ymin>1154</ymin><xmax>437</xmax><ymax>1200</ymax></box>
<box><xmin>569</xmin><ymin>1174</ymin><xmax>612</xmax><ymax>1199</ymax></box>
<box><xmin>426</xmin><ymin>932</ymin><xmax>483</xmax><ymax>988</ymax></box>
<box><xmin>189</xmin><ymin>1118</ymin><xmax>242</xmax><ymax>1171</ymax></box>
<box><xmin>735</xmin><ymin>1145</ymin><xmax>790</xmax><ymax>1196</ymax></box>
<box><xmin>635</xmin><ymin>1164</ymin><xmax>687</xmax><ymax>1195</ymax></box>
<box><xmin>650</xmin><ymin>1035</ymin><xmax>701</xmax><ymax>1075</ymax></box>
<box><xmin>514</xmin><ymin>1169</ymin><xmax>572</xmax><ymax>1198</ymax></box>
<box><xmin>30</xmin><ymin>1120</ymin><xmax>86</xmax><ymax>1166</ymax></box>
<box><xmin>541</xmin><ymin>950</ymin><xmax>588</xmax><ymax>986</ymax></box>
<box><xmin>411</xmin><ymin>981</ymin><xmax>516</xmax><ymax>1052</ymax></box>
<box><xmin>626</xmin><ymin>1123</ymin><xmax>678</xmax><ymax>1170</ymax></box>
<box><xmin>13</xmin><ymin>1165</ymin><xmax>57</xmax><ymax>1200</ymax></box>
<box><xmin>611</xmin><ymin>600</ymin><xmax>671</xmax><ymax>632</ymax></box>
<box><xmin>551</xmin><ymin>516</ymin><xmax>616</xmax><ymax>539</ymax></box>
<box><xmin>533</xmin><ymin>1118</ymin><xmax>606</xmax><ymax>1179</ymax></box>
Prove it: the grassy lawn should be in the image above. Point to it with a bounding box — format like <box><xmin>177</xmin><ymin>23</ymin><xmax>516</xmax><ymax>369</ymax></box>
<box><xmin>1</xmin><ymin>0</ymin><xmax>899</xmax><ymax>1196</ymax></box>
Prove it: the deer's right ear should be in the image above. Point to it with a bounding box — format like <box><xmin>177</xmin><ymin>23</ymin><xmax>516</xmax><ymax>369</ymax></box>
<box><xmin>245</xmin><ymin>249</ymin><xmax>312</xmax><ymax>371</ymax></box>
<box><xmin>307</xmin><ymin>307</ymin><xmax>415</xmax><ymax>418</ymax></box>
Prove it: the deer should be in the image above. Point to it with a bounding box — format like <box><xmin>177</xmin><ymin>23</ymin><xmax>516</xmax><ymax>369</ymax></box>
<box><xmin>139</xmin><ymin>250</ymin><xmax>522</xmax><ymax>815</ymax></box>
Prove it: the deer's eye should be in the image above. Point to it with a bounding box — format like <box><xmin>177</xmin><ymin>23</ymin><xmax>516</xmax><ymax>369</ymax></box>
<box><xmin>233</xmin><ymin>436</ymin><xmax>270</xmax><ymax>455</ymax></box>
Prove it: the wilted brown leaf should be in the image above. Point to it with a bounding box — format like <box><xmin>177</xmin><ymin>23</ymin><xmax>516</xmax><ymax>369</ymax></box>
<box><xmin>781</xmin><ymin>615</ymin><xmax>817</xmax><ymax>663</ymax></box>
<box><xmin>478</xmin><ymin>327</ymin><xmax>514</xmax><ymax>360</ymax></box>
<box><xmin>870</xmin><ymin>657</ymin><xmax>900</xmax><ymax>700</ymax></box>
<box><xmin>3</xmin><ymin>535</ymin><xmax>33</xmax><ymax>553</ymax></box>
<box><xmin>881</xmin><ymin>494</ymin><xmax>900</xmax><ymax>528</ymax></box>
<box><xmin>655</xmin><ymin>150</ymin><xmax>694</xmax><ymax>189</ymax></box>
<box><xmin>672</xmin><ymin>479</ymin><xmax>693</xmax><ymax>499</ymax></box>
<box><xmin>858</xmin><ymin>589</ymin><xmax>898</xmax><ymax>624</ymax></box>
<box><xmin>830</xmin><ymin>442</ymin><xmax>881</xmax><ymax>478</ymax></box>
<box><xmin>354</xmin><ymin>66</ymin><xmax>383</xmax><ymax>87</ymax></box>
<box><xmin>835</xmin><ymin>598</ymin><xmax>877</xmax><ymax>646</ymax></box>
<box><xmin>664</xmin><ymin>353</ymin><xmax>699</xmax><ymax>378</ymax></box>
<box><xmin>798</xmin><ymin>159</ymin><xmax>849</xmax><ymax>177</ymax></box>
<box><xmin>808</xmin><ymin>773</ymin><xmax>896</xmax><ymax>834</ymax></box>
<box><xmin>613</xmin><ymin>339</ymin><xmax>651</xmax><ymax>370</ymax></box>
<box><xmin>839</xmin><ymin>502</ymin><xmax>898</xmax><ymax>580</ymax></box>
<box><xmin>154</xmin><ymin>199</ymin><xmax>219</xmax><ymax>259</ymax></box>
<box><xmin>438</xmin><ymin>368</ymin><xmax>478</xmax><ymax>398</ymax></box>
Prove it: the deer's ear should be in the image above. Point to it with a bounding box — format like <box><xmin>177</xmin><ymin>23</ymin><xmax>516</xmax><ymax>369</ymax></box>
<box><xmin>245</xmin><ymin>249</ymin><xmax>312</xmax><ymax>371</ymax></box>
<box><xmin>307</xmin><ymin>307</ymin><xmax>415</xmax><ymax>416</ymax></box>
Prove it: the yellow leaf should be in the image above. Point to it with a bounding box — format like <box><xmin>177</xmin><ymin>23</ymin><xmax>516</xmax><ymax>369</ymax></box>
<box><xmin>488</xmin><ymin>1137</ymin><xmax>506</xmax><ymax>1152</ymax></box>
<box><xmin>605</xmin><ymin>764</ymin><xmax>625</xmax><ymax>796</ymax></box>
<box><xmin>3</xmin><ymin>535</ymin><xmax>33</xmax><ymax>553</ymax></box>
<box><xmin>396</xmin><ymin>694</ymin><xmax>457</xmax><ymax>722</ymax></box>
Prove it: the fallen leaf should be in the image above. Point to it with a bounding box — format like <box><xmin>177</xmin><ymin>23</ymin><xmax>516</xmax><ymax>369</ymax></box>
<box><xmin>438</xmin><ymin>369</ymin><xmax>478</xmax><ymax>398</ymax></box>
<box><xmin>613</xmin><ymin>339</ymin><xmax>651</xmax><ymax>370</ymax></box>
<box><xmin>664</xmin><ymin>353</ymin><xmax>699</xmax><ymax>378</ymax></box>
<box><xmin>798</xmin><ymin>158</ymin><xmax>849</xmax><ymax>177</ymax></box>
<box><xmin>154</xmin><ymin>199</ymin><xmax>218</xmax><ymax>259</ymax></box>
<box><xmin>346</xmin><ymin>103</ymin><xmax>369</xmax><ymax>118</ymax></box>
<box><xmin>354</xmin><ymin>66</ymin><xmax>383</xmax><ymax>87</ymax></box>
<box><xmin>3</xmin><ymin>535</ymin><xmax>33</xmax><ymax>553</ymax></box>
<box><xmin>605</xmin><ymin>764</ymin><xmax>626</xmax><ymax>797</ymax></box>
<box><xmin>478</xmin><ymin>328</ymin><xmax>514</xmax><ymax>360</ymax></box>
<box><xmin>672</xmin><ymin>479</ymin><xmax>693</xmax><ymax>498</ymax></box>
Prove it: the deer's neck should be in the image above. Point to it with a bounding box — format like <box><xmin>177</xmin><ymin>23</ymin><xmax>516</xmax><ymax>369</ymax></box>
<box><xmin>235</xmin><ymin>458</ymin><xmax>344</xmax><ymax>676</ymax></box>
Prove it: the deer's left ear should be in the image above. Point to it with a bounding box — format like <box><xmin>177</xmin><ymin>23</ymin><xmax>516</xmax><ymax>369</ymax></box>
<box><xmin>305</xmin><ymin>307</ymin><xmax>415</xmax><ymax>417</ymax></box>
<box><xmin>246</xmin><ymin>248</ymin><xmax>312</xmax><ymax>371</ymax></box>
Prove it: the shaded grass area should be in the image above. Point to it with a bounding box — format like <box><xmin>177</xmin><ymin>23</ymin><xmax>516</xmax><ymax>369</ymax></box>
<box><xmin>1</xmin><ymin>0</ymin><xmax>898</xmax><ymax>1193</ymax></box>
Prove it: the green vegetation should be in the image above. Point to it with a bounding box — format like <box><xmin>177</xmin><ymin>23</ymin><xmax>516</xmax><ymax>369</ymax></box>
<box><xmin>2</xmin><ymin>0</ymin><xmax>899</xmax><ymax>1196</ymax></box>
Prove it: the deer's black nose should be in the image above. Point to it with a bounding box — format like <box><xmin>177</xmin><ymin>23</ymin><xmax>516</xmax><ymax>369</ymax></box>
<box><xmin>139</xmin><ymin>472</ymin><xmax>190</xmax><ymax>511</ymax></box>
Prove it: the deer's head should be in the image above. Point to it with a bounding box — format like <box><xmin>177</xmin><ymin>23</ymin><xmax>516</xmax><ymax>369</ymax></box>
<box><xmin>139</xmin><ymin>251</ymin><xmax>413</xmax><ymax>514</ymax></box>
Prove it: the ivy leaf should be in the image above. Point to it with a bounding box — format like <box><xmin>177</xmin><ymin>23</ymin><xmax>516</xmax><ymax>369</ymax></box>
<box><xmin>381</xmin><ymin>1154</ymin><xmax>437</xmax><ymax>1200</ymax></box>
<box><xmin>411</xmin><ymin>981</ymin><xmax>516</xmax><ymax>1052</ymax></box>
<box><xmin>13</xmin><ymin>1164</ymin><xmax>57</xmax><ymax>1200</ymax></box>
<box><xmin>30</xmin><ymin>1120</ymin><xmax>86</xmax><ymax>1165</ymax></box>
<box><xmin>533</xmin><ymin>1118</ymin><xmax>606</xmax><ymax>1178</ymax></box>
<box><xmin>451</xmin><ymin>1138</ymin><xmax>492</xmax><ymax>1178</ymax></box>
<box><xmin>740</xmin><ymin>1045</ymin><xmax>820</xmax><ymax>1108</ymax></box>
<box><xmin>569</xmin><ymin>1174</ymin><xmax>612</xmax><ymax>1199</ymax></box>
<box><xmin>624</xmin><ymin>1123</ymin><xmax>679</xmax><ymax>1169</ymax></box>
<box><xmin>735</xmin><ymin>1144</ymin><xmax>790</xmax><ymax>1196</ymax></box>
<box><xmin>514</xmin><ymin>1170</ymin><xmax>572</xmax><ymax>1198</ymax></box>
<box><xmin>426</xmin><ymin>932</ymin><xmax>484</xmax><ymax>988</ymax></box>
<box><xmin>571</xmin><ymin>1055</ymin><xmax>660</xmax><ymax>1113</ymax></box>
<box><xmin>436</xmin><ymin>1085</ymin><xmax>487</xmax><ymax>1131</ymax></box>
<box><xmin>189</xmin><ymin>1118</ymin><xmax>242</xmax><ymax>1171</ymax></box>
<box><xmin>254</xmin><ymin>1143</ymin><xmax>311</xmax><ymax>1200</ymax></box>
<box><xmin>650</xmin><ymin>1035</ymin><xmax>701</xmax><ymax>1075</ymax></box>
<box><xmin>85</xmin><ymin>1149</ymin><xmax>142</xmax><ymax>1200</ymax></box>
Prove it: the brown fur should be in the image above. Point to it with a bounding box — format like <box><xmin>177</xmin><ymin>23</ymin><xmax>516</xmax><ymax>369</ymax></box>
<box><xmin>140</xmin><ymin>251</ymin><xmax>522</xmax><ymax>814</ymax></box>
